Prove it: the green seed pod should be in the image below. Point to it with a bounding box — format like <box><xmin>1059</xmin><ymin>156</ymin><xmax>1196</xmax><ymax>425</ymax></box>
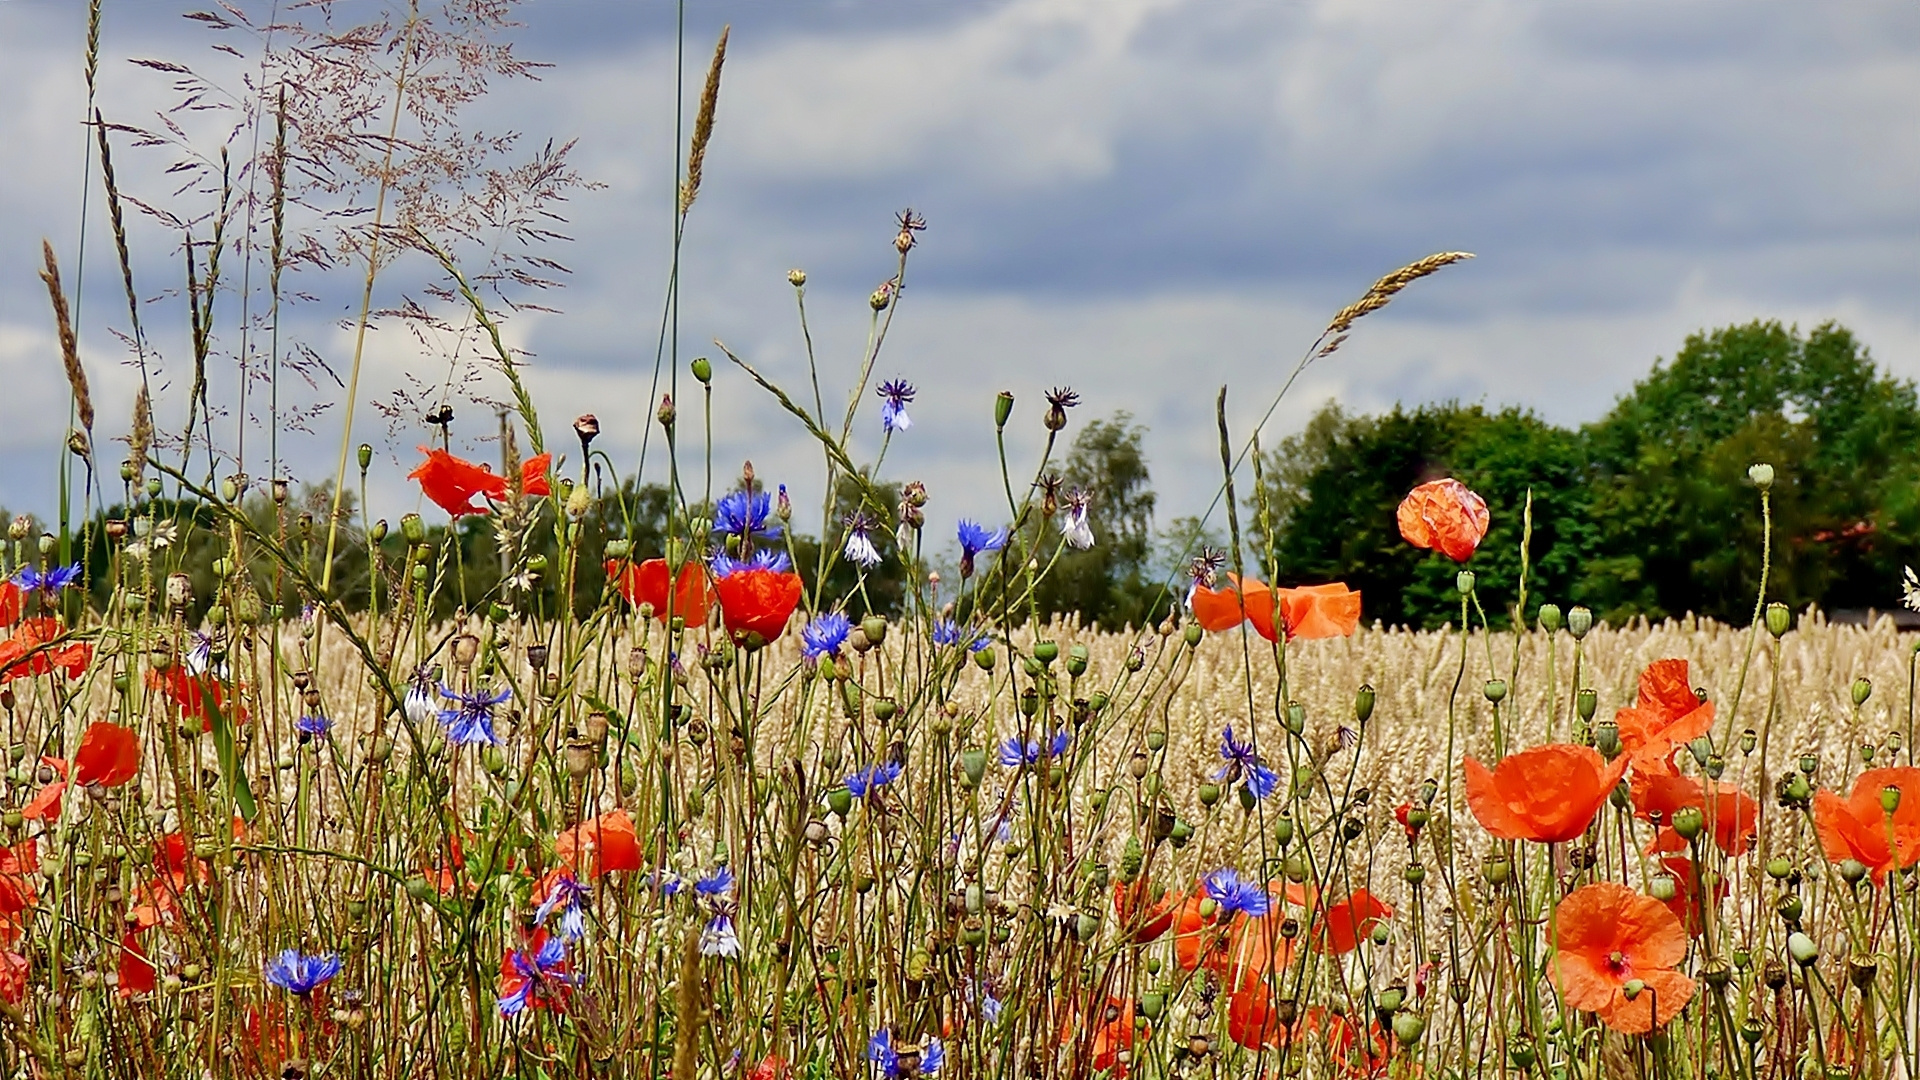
<box><xmin>1671</xmin><ymin>806</ymin><xmax>1704</xmax><ymax>841</ymax></box>
<box><xmin>872</xmin><ymin>699</ymin><xmax>897</xmax><ymax>723</ymax></box>
<box><xmin>1168</xmin><ymin>819</ymin><xmax>1193</xmax><ymax>848</ymax></box>
<box><xmin>1883</xmin><ymin>785</ymin><xmax>1903</xmax><ymax>815</ymax></box>
<box><xmin>994</xmin><ymin>390</ymin><xmax>1015</xmax><ymax>431</ymax></box>
<box><xmin>1777</xmin><ymin>894</ymin><xmax>1803</xmax><ymax>923</ymax></box>
<box><xmin>1483</xmin><ymin>856</ymin><xmax>1511</xmax><ymax>886</ymax></box>
<box><xmin>1840</xmin><ymin>858</ymin><xmax>1868</xmax><ymax>884</ymax></box>
<box><xmin>1033</xmin><ymin>640</ymin><xmax>1059</xmax><ymax>665</ymax></box>
<box><xmin>1284</xmin><ymin>701</ymin><xmax>1306</xmax><ymax>735</ymax></box>
<box><xmin>1455</xmin><ymin>571</ymin><xmax>1475</xmax><ymax>596</ymax></box>
<box><xmin>1391</xmin><ymin>1013</ymin><xmax>1425</xmax><ymax>1047</ymax></box>
<box><xmin>1787</xmin><ymin>931</ymin><xmax>1818</xmax><ymax>966</ymax></box>
<box><xmin>1140</xmin><ymin>991</ymin><xmax>1166</xmax><ymax>1020</ymax></box>
<box><xmin>1145</xmin><ymin>731</ymin><xmax>1166</xmax><ymax>752</ymax></box>
<box><xmin>1088</xmin><ymin>690</ymin><xmax>1109</xmax><ymax>712</ymax></box>
<box><xmin>1567</xmin><ymin>606</ymin><xmax>1593</xmax><ymax>639</ymax></box>
<box><xmin>1076</xmin><ymin>913</ymin><xmax>1101</xmax><ymax>942</ymax></box>
<box><xmin>1273</xmin><ymin>815</ymin><xmax>1294</xmax><ymax>849</ymax></box>
<box><xmin>827</xmin><ymin>787</ymin><xmax>853</xmax><ymax>819</ymax></box>
<box><xmin>691</xmin><ymin>356</ymin><xmax>712</xmax><ymax>384</ymax></box>
<box><xmin>402</xmin><ymin>513</ymin><xmax>427</xmax><ymax>544</ymax></box>
<box><xmin>1354</xmin><ymin>684</ymin><xmax>1375</xmax><ymax>725</ymax></box>
<box><xmin>1537</xmin><ymin>603</ymin><xmax>1562</xmax><ymax>632</ymax></box>
<box><xmin>1238</xmin><ymin>785</ymin><xmax>1256</xmax><ymax>812</ymax></box>
<box><xmin>1766</xmin><ymin>602</ymin><xmax>1791</xmax><ymax>639</ymax></box>
<box><xmin>405</xmin><ymin>876</ymin><xmax>433</xmax><ymax>901</ymax></box>
<box><xmin>1403</xmin><ymin>863</ymin><xmax>1426</xmax><ymax>885</ymax></box>
<box><xmin>974</xmin><ymin>648</ymin><xmax>996</xmax><ymax>671</ymax></box>
<box><xmin>1197</xmin><ymin>782</ymin><xmax>1221</xmax><ymax>807</ymax></box>
<box><xmin>1126</xmin><ymin>650</ymin><xmax>1145</xmax><ymax>673</ymax></box>
<box><xmin>1852</xmin><ymin>678</ymin><xmax>1872</xmax><ymax>707</ymax></box>
<box><xmin>358</xmin><ymin>443</ymin><xmax>374</xmax><ymax>472</ymax></box>
<box><xmin>1483</xmin><ymin>679</ymin><xmax>1507</xmax><ymax>704</ymax></box>
<box><xmin>1649</xmin><ymin>874</ymin><xmax>1677</xmax><ymax>902</ymax></box>
<box><xmin>861</xmin><ymin>615</ymin><xmax>888</xmax><ymax>647</ymax></box>
<box><xmin>1576</xmin><ymin>687</ymin><xmax>1598</xmax><ymax>722</ymax></box>
<box><xmin>1182</xmin><ymin>623</ymin><xmax>1202</xmax><ymax>648</ymax></box>
<box><xmin>960</xmin><ymin>748</ymin><xmax>987</xmax><ymax>788</ymax></box>
<box><xmin>1766</xmin><ymin>857</ymin><xmax>1792</xmax><ymax>879</ymax></box>
<box><xmin>1066</xmin><ymin>643</ymin><xmax>1089</xmax><ymax>677</ymax></box>
<box><xmin>1594</xmin><ymin>720</ymin><xmax>1620</xmax><ymax>758</ymax></box>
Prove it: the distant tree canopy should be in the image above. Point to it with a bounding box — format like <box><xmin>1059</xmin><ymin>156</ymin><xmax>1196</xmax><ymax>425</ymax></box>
<box><xmin>11</xmin><ymin>321</ymin><xmax>1909</xmax><ymax>632</ymax></box>
<box><xmin>1257</xmin><ymin>320</ymin><xmax>1920</xmax><ymax>628</ymax></box>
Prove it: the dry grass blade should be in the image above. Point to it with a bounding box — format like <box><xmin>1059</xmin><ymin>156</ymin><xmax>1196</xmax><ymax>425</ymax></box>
<box><xmin>131</xmin><ymin>384</ymin><xmax>153</xmax><ymax>482</ymax></box>
<box><xmin>1326</xmin><ymin>250</ymin><xmax>1474</xmax><ymax>334</ymax></box>
<box><xmin>679</xmin><ymin>25</ymin><xmax>730</xmax><ymax>215</ymax></box>
<box><xmin>39</xmin><ymin>240</ymin><xmax>94</xmax><ymax>432</ymax></box>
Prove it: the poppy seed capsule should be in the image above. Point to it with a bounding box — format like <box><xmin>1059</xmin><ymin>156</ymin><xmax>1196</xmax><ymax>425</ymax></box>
<box><xmin>1576</xmin><ymin>687</ymin><xmax>1598</xmax><ymax>722</ymax></box>
<box><xmin>1884</xmin><ymin>785</ymin><xmax>1903</xmax><ymax>814</ymax></box>
<box><xmin>994</xmin><ymin>390</ymin><xmax>1014</xmax><ymax>431</ymax></box>
<box><xmin>1483</xmin><ymin>679</ymin><xmax>1507</xmax><ymax>704</ymax></box>
<box><xmin>1537</xmin><ymin>603</ymin><xmax>1563</xmax><ymax>631</ymax></box>
<box><xmin>401</xmin><ymin>513</ymin><xmax>426</xmax><ymax>544</ymax></box>
<box><xmin>1354</xmin><ymin>684</ymin><xmax>1375</xmax><ymax>724</ymax></box>
<box><xmin>1748</xmin><ymin>462</ymin><xmax>1774</xmax><ymax>490</ymax></box>
<box><xmin>1766</xmin><ymin>602</ymin><xmax>1791</xmax><ymax>638</ymax></box>
<box><xmin>1787</xmin><ymin>932</ymin><xmax>1818</xmax><ymax>966</ymax></box>
<box><xmin>1852</xmin><ymin>678</ymin><xmax>1872</xmax><ymax>706</ymax></box>
<box><xmin>1567</xmin><ymin>606</ymin><xmax>1593</xmax><ymax>639</ymax></box>
<box><xmin>1455</xmin><ymin>571</ymin><xmax>1474</xmax><ymax>595</ymax></box>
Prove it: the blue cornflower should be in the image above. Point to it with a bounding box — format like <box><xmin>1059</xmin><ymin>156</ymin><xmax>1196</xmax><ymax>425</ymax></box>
<box><xmin>262</xmin><ymin>949</ymin><xmax>342</xmax><ymax>995</ymax></box>
<box><xmin>845</xmin><ymin>760</ymin><xmax>903</xmax><ymax>800</ymax></box>
<box><xmin>956</xmin><ymin>520</ymin><xmax>1005</xmax><ymax>578</ymax></box>
<box><xmin>296</xmin><ymin>714</ymin><xmax>332</xmax><ymax>739</ymax></box>
<box><xmin>404</xmin><ymin>666</ymin><xmax>439</xmax><ymax>726</ymax></box>
<box><xmin>12</xmin><ymin>563</ymin><xmax>83</xmax><ymax>596</ymax></box>
<box><xmin>436</xmin><ymin>684</ymin><xmax>511</xmax><ymax>746</ymax></box>
<box><xmin>713</xmin><ymin>489</ymin><xmax>781</xmax><ymax>542</ymax></box>
<box><xmin>1216</xmin><ymin>727</ymin><xmax>1279</xmax><ymax>800</ymax></box>
<box><xmin>931</xmin><ymin>619</ymin><xmax>991</xmax><ymax>653</ymax></box>
<box><xmin>700</xmin><ymin>912</ymin><xmax>741</xmax><ymax>958</ymax></box>
<box><xmin>802</xmin><ymin>613</ymin><xmax>852</xmax><ymax>660</ymax></box>
<box><xmin>497</xmin><ymin>934</ymin><xmax>575</xmax><ymax>1016</ymax></box>
<box><xmin>877</xmin><ymin>379</ymin><xmax>915</xmax><ymax>433</ymax></box>
<box><xmin>1203</xmin><ymin>868</ymin><xmax>1270</xmax><ymax>917</ymax></box>
<box><xmin>843</xmin><ymin>512</ymin><xmax>882</xmax><ymax>568</ymax></box>
<box><xmin>649</xmin><ymin>871</ymin><xmax>686</xmax><ymax>897</ymax></box>
<box><xmin>186</xmin><ymin>631</ymin><xmax>229</xmax><ymax>679</ymax></box>
<box><xmin>535</xmin><ymin>873</ymin><xmax>589</xmax><ymax>940</ymax></box>
<box><xmin>711</xmin><ymin>548</ymin><xmax>792</xmax><ymax>579</ymax></box>
<box><xmin>996</xmin><ymin>730</ymin><xmax>1071</xmax><ymax>768</ymax></box>
<box><xmin>694</xmin><ymin>866</ymin><xmax>735</xmax><ymax>897</ymax></box>
<box><xmin>869</xmin><ymin>1029</ymin><xmax>945</xmax><ymax>1078</ymax></box>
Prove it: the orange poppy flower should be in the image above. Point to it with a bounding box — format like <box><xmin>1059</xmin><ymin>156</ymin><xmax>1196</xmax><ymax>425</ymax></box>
<box><xmin>1190</xmin><ymin>577</ymin><xmax>1268</xmax><ymax>632</ymax></box>
<box><xmin>1313</xmin><ymin>888</ymin><xmax>1393</xmax><ymax>955</ymax></box>
<box><xmin>22</xmin><ymin>755</ymin><xmax>66</xmax><ymax>821</ymax></box>
<box><xmin>1812</xmin><ymin>766</ymin><xmax>1920</xmax><ymax>884</ymax></box>
<box><xmin>1396</xmin><ymin>478</ymin><xmax>1489</xmax><ymax>562</ymax></box>
<box><xmin>1552</xmin><ymin>882</ymin><xmax>1695</xmax><ymax>1033</ymax></box>
<box><xmin>1225</xmin><ymin>995</ymin><xmax>1356</xmax><ymax>1054</ymax></box>
<box><xmin>1465</xmin><ymin>744</ymin><xmax>1629</xmax><ymax>843</ymax></box>
<box><xmin>555</xmin><ymin>809</ymin><xmax>644</xmax><ymax>879</ymax></box>
<box><xmin>1112</xmin><ymin>880</ymin><xmax>1181</xmax><ymax>944</ymax></box>
<box><xmin>0</xmin><ymin>582</ymin><xmax>21</xmax><ymax>626</ymax></box>
<box><xmin>1080</xmin><ymin>995</ymin><xmax>1140</xmax><ymax>1075</ymax></box>
<box><xmin>1171</xmin><ymin>882</ymin><xmax>1308</xmax><ymax>991</ymax></box>
<box><xmin>1613</xmin><ymin>659</ymin><xmax>1714</xmax><ymax>767</ymax></box>
<box><xmin>1630</xmin><ymin>772</ymin><xmax>1757</xmax><ymax>856</ymax></box>
<box><xmin>714</xmin><ymin>565</ymin><xmax>804</xmax><ymax>647</ymax></box>
<box><xmin>148</xmin><ymin>667</ymin><xmax>244</xmax><ymax>729</ymax></box>
<box><xmin>607</xmin><ymin>558</ymin><xmax>712</xmax><ymax>625</ymax></box>
<box><xmin>73</xmin><ymin>722</ymin><xmax>140</xmax><ymax>788</ymax></box>
<box><xmin>0</xmin><ymin>618</ymin><xmax>91</xmax><ymax>682</ymax></box>
<box><xmin>1656</xmin><ymin>856</ymin><xmax>1725</xmax><ymax>939</ymax></box>
<box><xmin>520</xmin><ymin>452</ymin><xmax>552</xmax><ymax>498</ymax></box>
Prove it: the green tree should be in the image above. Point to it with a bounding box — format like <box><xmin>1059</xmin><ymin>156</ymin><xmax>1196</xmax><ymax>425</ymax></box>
<box><xmin>1034</xmin><ymin>412</ymin><xmax>1171</xmax><ymax>628</ymax></box>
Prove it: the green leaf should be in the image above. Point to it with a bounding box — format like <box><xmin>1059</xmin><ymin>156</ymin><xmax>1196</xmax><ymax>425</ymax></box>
<box><xmin>200</xmin><ymin>679</ymin><xmax>258</xmax><ymax>824</ymax></box>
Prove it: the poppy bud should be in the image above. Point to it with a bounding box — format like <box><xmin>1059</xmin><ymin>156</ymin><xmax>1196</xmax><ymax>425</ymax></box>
<box><xmin>1537</xmin><ymin>603</ymin><xmax>1562</xmax><ymax>632</ymax></box>
<box><xmin>1483</xmin><ymin>679</ymin><xmax>1507</xmax><ymax>704</ymax></box>
<box><xmin>1455</xmin><ymin>571</ymin><xmax>1475</xmax><ymax>596</ymax></box>
<box><xmin>1787</xmin><ymin>931</ymin><xmax>1818</xmax><ymax>966</ymax></box>
<box><xmin>657</xmin><ymin>394</ymin><xmax>676</xmax><ymax>429</ymax></box>
<box><xmin>1747</xmin><ymin>463</ymin><xmax>1774</xmax><ymax>490</ymax></box>
<box><xmin>994</xmin><ymin>391</ymin><xmax>1015</xmax><ymax>431</ymax></box>
<box><xmin>1852</xmin><ymin>678</ymin><xmax>1872</xmax><ymax>706</ymax></box>
<box><xmin>1355</xmin><ymin>684</ymin><xmax>1376</xmax><ymax>725</ymax></box>
<box><xmin>1687</xmin><ymin>735</ymin><xmax>1712</xmax><ymax>767</ymax></box>
<box><xmin>1565</xmin><ymin>607</ymin><xmax>1594</xmax><ymax>640</ymax></box>
<box><xmin>1766</xmin><ymin>602</ymin><xmax>1791</xmax><ymax>638</ymax></box>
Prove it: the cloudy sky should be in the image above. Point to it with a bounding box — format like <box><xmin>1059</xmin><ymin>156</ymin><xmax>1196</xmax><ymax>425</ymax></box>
<box><xmin>2</xmin><ymin>0</ymin><xmax>1917</xmax><ymax>549</ymax></box>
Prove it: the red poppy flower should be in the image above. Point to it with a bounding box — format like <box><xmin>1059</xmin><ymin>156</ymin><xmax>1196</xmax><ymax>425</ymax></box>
<box><xmin>497</xmin><ymin>927</ymin><xmax>573</xmax><ymax>1013</ymax></box>
<box><xmin>1656</xmin><ymin>856</ymin><xmax>1725</xmax><ymax>939</ymax></box>
<box><xmin>22</xmin><ymin>756</ymin><xmax>66</xmax><ymax>821</ymax></box>
<box><xmin>1313</xmin><ymin>888</ymin><xmax>1393</xmax><ymax>955</ymax></box>
<box><xmin>73</xmin><ymin>722</ymin><xmax>140</xmax><ymax>788</ymax></box>
<box><xmin>1394</xmin><ymin>802</ymin><xmax>1421</xmax><ymax>838</ymax></box>
<box><xmin>607</xmin><ymin>558</ymin><xmax>712</xmax><ymax>625</ymax></box>
<box><xmin>157</xmin><ymin>831</ymin><xmax>214</xmax><ymax>891</ymax></box>
<box><xmin>1171</xmin><ymin>882</ymin><xmax>1307</xmax><ymax>991</ymax></box>
<box><xmin>0</xmin><ymin>618</ymin><xmax>91</xmax><ymax>682</ymax></box>
<box><xmin>1630</xmin><ymin>772</ymin><xmax>1757</xmax><ymax>856</ymax></box>
<box><xmin>1552</xmin><ymin>882</ymin><xmax>1695</xmax><ymax>1033</ymax></box>
<box><xmin>0</xmin><ymin>582</ymin><xmax>21</xmax><ymax>626</ymax></box>
<box><xmin>1397</xmin><ymin>478</ymin><xmax>1490</xmax><ymax>562</ymax></box>
<box><xmin>1112</xmin><ymin>880</ymin><xmax>1181</xmax><ymax>944</ymax></box>
<box><xmin>0</xmin><ymin>950</ymin><xmax>25</xmax><ymax>1007</ymax></box>
<box><xmin>1613</xmin><ymin>659</ymin><xmax>1714</xmax><ymax>767</ymax></box>
<box><xmin>1088</xmin><ymin>995</ymin><xmax>1140</xmax><ymax>1074</ymax></box>
<box><xmin>1812</xmin><ymin>766</ymin><xmax>1920</xmax><ymax>884</ymax></box>
<box><xmin>118</xmin><ymin>930</ymin><xmax>157</xmax><ymax>997</ymax></box>
<box><xmin>1226</xmin><ymin>995</ymin><xmax>1354</xmax><ymax>1054</ymax></box>
<box><xmin>148</xmin><ymin>666</ymin><xmax>244</xmax><ymax>730</ymax></box>
<box><xmin>1465</xmin><ymin>744</ymin><xmax>1629</xmax><ymax>843</ymax></box>
<box><xmin>0</xmin><ymin>842</ymin><xmax>38</xmax><ymax>916</ymax></box>
<box><xmin>408</xmin><ymin>447</ymin><xmax>509</xmax><ymax>518</ymax></box>
<box><xmin>1268</xmin><ymin>583</ymin><xmax>1362</xmax><ymax>641</ymax></box>
<box><xmin>555</xmin><ymin>810</ymin><xmax>643</xmax><ymax>879</ymax></box>
<box><xmin>747</xmin><ymin>1055</ymin><xmax>790</xmax><ymax>1080</ymax></box>
<box><xmin>714</xmin><ymin>566</ymin><xmax>804</xmax><ymax>647</ymax></box>
<box><xmin>520</xmin><ymin>453</ymin><xmax>552</xmax><ymax>498</ymax></box>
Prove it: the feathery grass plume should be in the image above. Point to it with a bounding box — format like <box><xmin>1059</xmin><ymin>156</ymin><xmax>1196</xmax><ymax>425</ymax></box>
<box><xmin>129</xmin><ymin>384</ymin><xmax>153</xmax><ymax>484</ymax></box>
<box><xmin>1325</xmin><ymin>251</ymin><xmax>1475</xmax><ymax>335</ymax></box>
<box><xmin>39</xmin><ymin>241</ymin><xmax>94</xmax><ymax>433</ymax></box>
<box><xmin>679</xmin><ymin>25</ymin><xmax>730</xmax><ymax>215</ymax></box>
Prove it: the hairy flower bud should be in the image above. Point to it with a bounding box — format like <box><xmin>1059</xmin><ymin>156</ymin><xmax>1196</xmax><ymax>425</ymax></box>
<box><xmin>657</xmin><ymin>394</ymin><xmax>677</xmax><ymax>429</ymax></box>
